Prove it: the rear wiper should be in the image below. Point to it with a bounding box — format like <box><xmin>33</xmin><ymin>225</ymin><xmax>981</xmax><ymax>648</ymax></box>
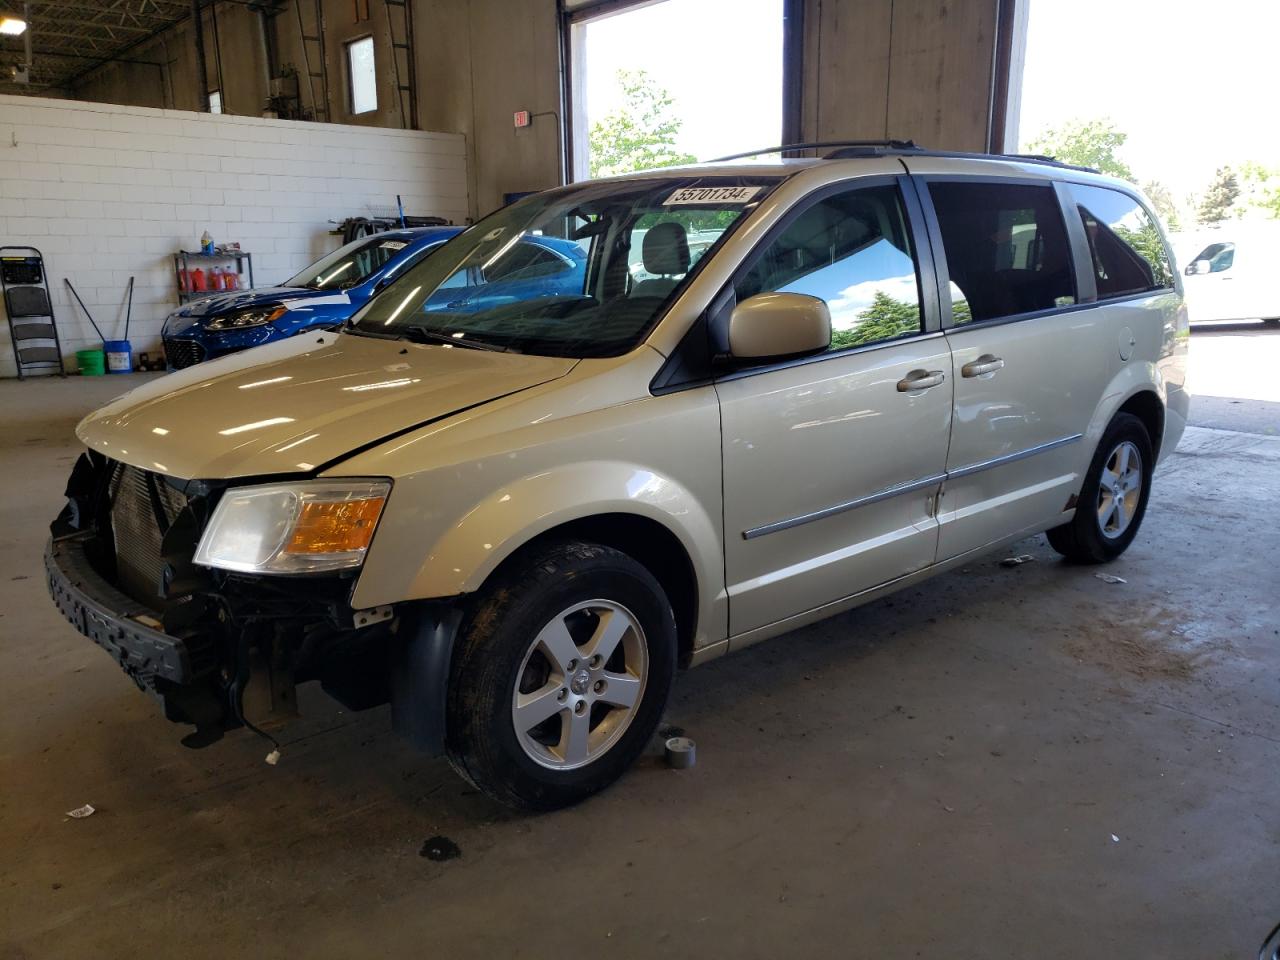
<box><xmin>402</xmin><ymin>326</ymin><xmax>513</xmax><ymax>352</ymax></box>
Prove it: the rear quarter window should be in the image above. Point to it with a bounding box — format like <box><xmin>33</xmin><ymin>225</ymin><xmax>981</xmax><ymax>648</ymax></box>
<box><xmin>1067</xmin><ymin>184</ymin><xmax>1174</xmax><ymax>298</ymax></box>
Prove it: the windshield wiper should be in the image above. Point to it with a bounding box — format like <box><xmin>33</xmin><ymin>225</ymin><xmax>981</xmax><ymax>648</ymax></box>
<box><xmin>402</xmin><ymin>326</ymin><xmax>513</xmax><ymax>352</ymax></box>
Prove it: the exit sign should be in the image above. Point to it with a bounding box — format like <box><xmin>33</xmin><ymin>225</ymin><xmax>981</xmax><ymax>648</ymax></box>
<box><xmin>513</xmin><ymin>110</ymin><xmax>531</xmax><ymax>128</ymax></box>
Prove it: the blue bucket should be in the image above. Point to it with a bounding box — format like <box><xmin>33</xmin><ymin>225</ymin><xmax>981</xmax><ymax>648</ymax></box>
<box><xmin>104</xmin><ymin>339</ymin><xmax>132</xmax><ymax>374</ymax></box>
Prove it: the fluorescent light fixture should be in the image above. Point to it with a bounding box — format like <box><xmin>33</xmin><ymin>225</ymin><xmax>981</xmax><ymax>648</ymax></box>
<box><xmin>0</xmin><ymin>15</ymin><xmax>26</xmax><ymax>35</ymax></box>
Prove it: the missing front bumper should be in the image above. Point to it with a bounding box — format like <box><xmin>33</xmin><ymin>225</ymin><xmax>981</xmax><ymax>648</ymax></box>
<box><xmin>45</xmin><ymin>534</ymin><xmax>204</xmax><ymax>689</ymax></box>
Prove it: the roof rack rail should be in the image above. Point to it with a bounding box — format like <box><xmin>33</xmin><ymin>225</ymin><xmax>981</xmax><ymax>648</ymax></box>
<box><xmin>706</xmin><ymin>139</ymin><xmax>921</xmax><ymax>163</ymax></box>
<box><xmin>705</xmin><ymin>140</ymin><xmax>1100</xmax><ymax>175</ymax></box>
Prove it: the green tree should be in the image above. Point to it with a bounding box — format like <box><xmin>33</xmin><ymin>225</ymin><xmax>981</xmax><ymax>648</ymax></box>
<box><xmin>830</xmin><ymin>291</ymin><xmax>920</xmax><ymax>350</ymax></box>
<box><xmin>1142</xmin><ymin>180</ymin><xmax>1181</xmax><ymax>230</ymax></box>
<box><xmin>588</xmin><ymin>69</ymin><xmax>697</xmax><ymax>178</ymax></box>
<box><xmin>1239</xmin><ymin>162</ymin><xmax>1280</xmax><ymax>219</ymax></box>
<box><xmin>1026</xmin><ymin>118</ymin><xmax>1135</xmax><ymax>182</ymax></box>
<box><xmin>1197</xmin><ymin>166</ymin><xmax>1240</xmax><ymax>225</ymax></box>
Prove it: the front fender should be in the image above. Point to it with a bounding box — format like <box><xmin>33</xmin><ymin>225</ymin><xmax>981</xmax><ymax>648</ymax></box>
<box><xmin>352</xmin><ymin>460</ymin><xmax>727</xmax><ymax>647</ymax></box>
<box><xmin>428</xmin><ymin>461</ymin><xmax>718</xmax><ymax>596</ymax></box>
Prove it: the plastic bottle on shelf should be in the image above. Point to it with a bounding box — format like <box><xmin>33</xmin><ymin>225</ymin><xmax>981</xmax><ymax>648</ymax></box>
<box><xmin>200</xmin><ymin>230</ymin><xmax>214</xmax><ymax>255</ymax></box>
<box><xmin>190</xmin><ymin>267</ymin><xmax>207</xmax><ymax>292</ymax></box>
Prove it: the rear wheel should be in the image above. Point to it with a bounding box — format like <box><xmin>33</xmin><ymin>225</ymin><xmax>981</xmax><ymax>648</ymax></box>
<box><xmin>1046</xmin><ymin>412</ymin><xmax>1153</xmax><ymax>563</ymax></box>
<box><xmin>445</xmin><ymin>541</ymin><xmax>676</xmax><ymax>810</ymax></box>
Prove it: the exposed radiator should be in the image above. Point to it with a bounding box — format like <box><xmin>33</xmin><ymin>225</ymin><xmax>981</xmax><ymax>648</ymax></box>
<box><xmin>109</xmin><ymin>464</ymin><xmax>189</xmax><ymax>606</ymax></box>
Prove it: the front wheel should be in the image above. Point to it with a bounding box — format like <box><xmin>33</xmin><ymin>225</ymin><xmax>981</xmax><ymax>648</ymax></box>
<box><xmin>1046</xmin><ymin>412</ymin><xmax>1154</xmax><ymax>563</ymax></box>
<box><xmin>445</xmin><ymin>541</ymin><xmax>677</xmax><ymax>810</ymax></box>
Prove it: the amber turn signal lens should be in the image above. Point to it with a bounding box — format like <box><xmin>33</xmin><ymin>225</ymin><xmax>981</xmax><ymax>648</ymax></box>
<box><xmin>283</xmin><ymin>495</ymin><xmax>386</xmax><ymax>555</ymax></box>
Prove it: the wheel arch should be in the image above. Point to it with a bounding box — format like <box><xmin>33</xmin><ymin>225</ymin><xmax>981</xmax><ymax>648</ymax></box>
<box><xmin>483</xmin><ymin>513</ymin><xmax>701</xmax><ymax>665</ymax></box>
<box><xmin>1085</xmin><ymin>363</ymin><xmax>1169</xmax><ymax>466</ymax></box>
<box><xmin>1115</xmin><ymin>388</ymin><xmax>1165</xmax><ymax>462</ymax></box>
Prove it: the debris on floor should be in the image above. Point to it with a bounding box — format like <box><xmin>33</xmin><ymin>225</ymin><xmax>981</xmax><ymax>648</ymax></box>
<box><xmin>1000</xmin><ymin>555</ymin><xmax>1036</xmax><ymax>567</ymax></box>
<box><xmin>665</xmin><ymin>736</ymin><xmax>696</xmax><ymax>769</ymax></box>
<box><xmin>265</xmin><ymin>749</ymin><xmax>281</xmax><ymax>766</ymax></box>
<box><xmin>65</xmin><ymin>804</ymin><xmax>95</xmax><ymax>820</ymax></box>
<box><xmin>1095</xmin><ymin>574</ymin><xmax>1128</xmax><ymax>585</ymax></box>
<box><xmin>420</xmin><ymin>835</ymin><xmax>461</xmax><ymax>862</ymax></box>
<box><xmin>1111</xmin><ymin>834</ymin><xmax>1120</xmax><ymax>843</ymax></box>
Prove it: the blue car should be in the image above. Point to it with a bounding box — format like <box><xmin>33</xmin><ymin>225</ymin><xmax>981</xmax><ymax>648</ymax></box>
<box><xmin>161</xmin><ymin>227</ymin><xmax>462</xmax><ymax>368</ymax></box>
<box><xmin>161</xmin><ymin>228</ymin><xmax>590</xmax><ymax>368</ymax></box>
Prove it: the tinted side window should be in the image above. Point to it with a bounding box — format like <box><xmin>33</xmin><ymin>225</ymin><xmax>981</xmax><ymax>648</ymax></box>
<box><xmin>735</xmin><ymin>184</ymin><xmax>923</xmax><ymax>352</ymax></box>
<box><xmin>485</xmin><ymin>243</ymin><xmax>567</xmax><ymax>282</ymax></box>
<box><xmin>1191</xmin><ymin>241</ymin><xmax>1235</xmax><ymax>273</ymax></box>
<box><xmin>928</xmin><ymin>181</ymin><xmax>1076</xmax><ymax>324</ymax></box>
<box><xmin>1068</xmin><ymin>184</ymin><xmax>1174</xmax><ymax>297</ymax></box>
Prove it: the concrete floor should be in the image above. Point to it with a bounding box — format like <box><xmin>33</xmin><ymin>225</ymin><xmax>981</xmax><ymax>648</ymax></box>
<box><xmin>3</xmin><ymin>328</ymin><xmax>1279</xmax><ymax>959</ymax></box>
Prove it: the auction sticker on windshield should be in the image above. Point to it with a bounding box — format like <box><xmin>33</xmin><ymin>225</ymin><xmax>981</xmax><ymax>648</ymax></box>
<box><xmin>664</xmin><ymin>185</ymin><xmax>763</xmax><ymax>205</ymax></box>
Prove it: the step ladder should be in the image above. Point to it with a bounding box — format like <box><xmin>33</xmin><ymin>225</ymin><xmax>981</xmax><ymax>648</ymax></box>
<box><xmin>1</xmin><ymin>246</ymin><xmax>65</xmax><ymax>380</ymax></box>
<box><xmin>385</xmin><ymin>0</ymin><xmax>419</xmax><ymax>130</ymax></box>
<box><xmin>294</xmin><ymin>0</ymin><xmax>330</xmax><ymax>122</ymax></box>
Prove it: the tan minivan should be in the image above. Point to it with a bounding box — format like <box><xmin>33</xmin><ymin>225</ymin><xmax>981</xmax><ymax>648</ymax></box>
<box><xmin>47</xmin><ymin>143</ymin><xmax>1189</xmax><ymax>809</ymax></box>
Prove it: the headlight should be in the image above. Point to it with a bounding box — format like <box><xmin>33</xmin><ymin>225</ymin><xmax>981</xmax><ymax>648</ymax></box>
<box><xmin>194</xmin><ymin>480</ymin><xmax>390</xmax><ymax>574</ymax></box>
<box><xmin>206</xmin><ymin>306</ymin><xmax>287</xmax><ymax>330</ymax></box>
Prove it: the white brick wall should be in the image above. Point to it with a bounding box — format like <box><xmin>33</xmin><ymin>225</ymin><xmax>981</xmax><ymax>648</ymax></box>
<box><xmin>0</xmin><ymin>94</ymin><xmax>469</xmax><ymax>377</ymax></box>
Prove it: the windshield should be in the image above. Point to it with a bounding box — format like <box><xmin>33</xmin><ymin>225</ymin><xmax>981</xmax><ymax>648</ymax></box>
<box><xmin>349</xmin><ymin>176</ymin><xmax>779</xmax><ymax>357</ymax></box>
<box><xmin>286</xmin><ymin>235</ymin><xmax>415</xmax><ymax>290</ymax></box>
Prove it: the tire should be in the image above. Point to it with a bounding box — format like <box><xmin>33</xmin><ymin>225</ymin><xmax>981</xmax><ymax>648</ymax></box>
<box><xmin>445</xmin><ymin>540</ymin><xmax>677</xmax><ymax>811</ymax></box>
<box><xmin>1046</xmin><ymin>412</ymin><xmax>1153</xmax><ymax>563</ymax></box>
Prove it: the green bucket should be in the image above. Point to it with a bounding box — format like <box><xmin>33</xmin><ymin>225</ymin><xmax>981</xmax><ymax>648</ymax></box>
<box><xmin>76</xmin><ymin>349</ymin><xmax>105</xmax><ymax>376</ymax></box>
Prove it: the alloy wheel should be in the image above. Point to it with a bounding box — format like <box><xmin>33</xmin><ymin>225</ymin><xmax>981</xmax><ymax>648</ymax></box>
<box><xmin>1097</xmin><ymin>440</ymin><xmax>1143</xmax><ymax>539</ymax></box>
<box><xmin>511</xmin><ymin>599</ymin><xmax>649</xmax><ymax>771</ymax></box>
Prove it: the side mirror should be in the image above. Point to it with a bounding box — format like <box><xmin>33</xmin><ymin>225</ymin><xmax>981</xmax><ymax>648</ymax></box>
<box><xmin>1185</xmin><ymin>259</ymin><xmax>1212</xmax><ymax>276</ymax></box>
<box><xmin>728</xmin><ymin>292</ymin><xmax>831</xmax><ymax>361</ymax></box>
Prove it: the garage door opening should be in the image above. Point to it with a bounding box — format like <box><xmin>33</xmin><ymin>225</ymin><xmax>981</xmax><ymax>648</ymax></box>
<box><xmin>567</xmin><ymin>0</ymin><xmax>784</xmax><ymax>182</ymax></box>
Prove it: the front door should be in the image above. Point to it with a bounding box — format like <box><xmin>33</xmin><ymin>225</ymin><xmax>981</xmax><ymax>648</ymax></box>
<box><xmin>718</xmin><ymin>180</ymin><xmax>952</xmax><ymax>636</ymax></box>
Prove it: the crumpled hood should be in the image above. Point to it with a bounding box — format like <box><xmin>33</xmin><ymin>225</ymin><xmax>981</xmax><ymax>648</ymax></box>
<box><xmin>77</xmin><ymin>332</ymin><xmax>577</xmax><ymax>480</ymax></box>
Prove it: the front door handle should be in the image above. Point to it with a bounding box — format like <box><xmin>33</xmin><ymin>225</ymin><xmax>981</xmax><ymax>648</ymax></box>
<box><xmin>897</xmin><ymin>369</ymin><xmax>946</xmax><ymax>392</ymax></box>
<box><xmin>962</xmin><ymin>354</ymin><xmax>1005</xmax><ymax>378</ymax></box>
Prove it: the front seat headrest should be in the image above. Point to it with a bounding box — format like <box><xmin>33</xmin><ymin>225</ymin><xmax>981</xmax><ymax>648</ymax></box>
<box><xmin>642</xmin><ymin>221</ymin><xmax>691</xmax><ymax>276</ymax></box>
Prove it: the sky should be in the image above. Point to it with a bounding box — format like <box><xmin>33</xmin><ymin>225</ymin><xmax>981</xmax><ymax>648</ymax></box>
<box><xmin>578</xmin><ymin>0</ymin><xmax>1280</xmax><ymax>203</ymax></box>
<box><xmin>580</xmin><ymin>0</ymin><xmax>784</xmax><ymax>164</ymax></box>
<box><xmin>1019</xmin><ymin>0</ymin><xmax>1280</xmax><ymax>198</ymax></box>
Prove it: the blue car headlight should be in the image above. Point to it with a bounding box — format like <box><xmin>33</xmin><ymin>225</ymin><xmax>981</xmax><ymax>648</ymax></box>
<box><xmin>207</xmin><ymin>306</ymin><xmax>287</xmax><ymax>331</ymax></box>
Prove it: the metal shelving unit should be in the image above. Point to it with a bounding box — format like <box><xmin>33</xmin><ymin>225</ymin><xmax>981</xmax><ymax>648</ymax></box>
<box><xmin>172</xmin><ymin>251</ymin><xmax>255</xmax><ymax>305</ymax></box>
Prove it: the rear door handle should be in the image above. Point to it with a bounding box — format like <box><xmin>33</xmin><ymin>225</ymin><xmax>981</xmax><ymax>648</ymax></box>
<box><xmin>962</xmin><ymin>354</ymin><xmax>1005</xmax><ymax>378</ymax></box>
<box><xmin>897</xmin><ymin>369</ymin><xmax>946</xmax><ymax>392</ymax></box>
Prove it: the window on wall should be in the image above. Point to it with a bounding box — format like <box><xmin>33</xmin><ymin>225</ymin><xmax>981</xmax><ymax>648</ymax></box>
<box><xmin>735</xmin><ymin>184</ymin><xmax>924</xmax><ymax>352</ymax></box>
<box><xmin>347</xmin><ymin>36</ymin><xmax>377</xmax><ymax>115</ymax></box>
<box><xmin>208</xmin><ymin>90</ymin><xmax>222</xmax><ymax>114</ymax></box>
<box><xmin>928</xmin><ymin>181</ymin><xmax>1075</xmax><ymax>324</ymax></box>
<box><xmin>1068</xmin><ymin>184</ymin><xmax>1173</xmax><ymax>298</ymax></box>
